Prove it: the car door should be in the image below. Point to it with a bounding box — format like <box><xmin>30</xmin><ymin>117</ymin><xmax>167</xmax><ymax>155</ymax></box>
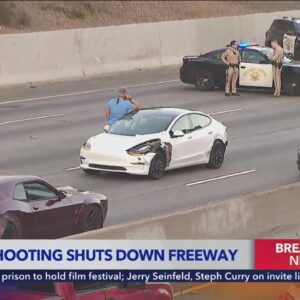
<box><xmin>239</xmin><ymin>49</ymin><xmax>273</xmax><ymax>88</ymax></box>
<box><xmin>168</xmin><ymin>114</ymin><xmax>195</xmax><ymax>168</ymax></box>
<box><xmin>188</xmin><ymin>113</ymin><xmax>215</xmax><ymax>164</ymax></box>
<box><xmin>203</xmin><ymin>49</ymin><xmax>227</xmax><ymax>87</ymax></box>
<box><xmin>22</xmin><ymin>180</ymin><xmax>74</xmax><ymax>238</ymax></box>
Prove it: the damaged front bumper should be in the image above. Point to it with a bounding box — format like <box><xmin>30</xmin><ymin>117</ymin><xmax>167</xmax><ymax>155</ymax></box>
<box><xmin>80</xmin><ymin>147</ymin><xmax>156</xmax><ymax>175</ymax></box>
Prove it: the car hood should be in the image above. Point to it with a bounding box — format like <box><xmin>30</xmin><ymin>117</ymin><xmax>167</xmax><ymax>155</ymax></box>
<box><xmin>57</xmin><ymin>186</ymin><xmax>107</xmax><ymax>203</ymax></box>
<box><xmin>284</xmin><ymin>61</ymin><xmax>300</xmax><ymax>68</ymax></box>
<box><xmin>89</xmin><ymin>132</ymin><xmax>165</xmax><ymax>153</ymax></box>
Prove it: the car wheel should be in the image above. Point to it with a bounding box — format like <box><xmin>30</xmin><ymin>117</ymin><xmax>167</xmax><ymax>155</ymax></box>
<box><xmin>2</xmin><ymin>221</ymin><xmax>19</xmax><ymax>239</ymax></box>
<box><xmin>83</xmin><ymin>168</ymin><xmax>99</xmax><ymax>175</ymax></box>
<box><xmin>148</xmin><ymin>151</ymin><xmax>166</xmax><ymax>180</ymax></box>
<box><xmin>195</xmin><ymin>70</ymin><xmax>215</xmax><ymax>91</ymax></box>
<box><xmin>284</xmin><ymin>76</ymin><xmax>297</xmax><ymax>96</ymax></box>
<box><xmin>208</xmin><ymin>140</ymin><xmax>226</xmax><ymax>169</ymax></box>
<box><xmin>81</xmin><ymin>205</ymin><xmax>103</xmax><ymax>232</ymax></box>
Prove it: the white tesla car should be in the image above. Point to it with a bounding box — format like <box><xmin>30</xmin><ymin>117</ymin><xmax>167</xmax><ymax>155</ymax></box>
<box><xmin>80</xmin><ymin>108</ymin><xmax>228</xmax><ymax>179</ymax></box>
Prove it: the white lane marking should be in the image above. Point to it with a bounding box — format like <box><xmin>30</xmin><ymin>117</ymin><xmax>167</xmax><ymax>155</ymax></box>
<box><xmin>186</xmin><ymin>169</ymin><xmax>257</xmax><ymax>186</ymax></box>
<box><xmin>209</xmin><ymin>108</ymin><xmax>244</xmax><ymax>115</ymax></box>
<box><xmin>65</xmin><ymin>166</ymin><xmax>80</xmax><ymax>171</ymax></box>
<box><xmin>0</xmin><ymin>79</ymin><xmax>179</xmax><ymax>105</ymax></box>
<box><xmin>0</xmin><ymin>113</ymin><xmax>65</xmax><ymax>126</ymax></box>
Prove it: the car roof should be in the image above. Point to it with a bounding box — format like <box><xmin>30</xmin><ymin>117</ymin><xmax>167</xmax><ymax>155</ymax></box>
<box><xmin>0</xmin><ymin>175</ymin><xmax>42</xmax><ymax>185</ymax></box>
<box><xmin>0</xmin><ymin>175</ymin><xmax>45</xmax><ymax>201</ymax></box>
<box><xmin>247</xmin><ymin>46</ymin><xmax>271</xmax><ymax>51</ymax></box>
<box><xmin>139</xmin><ymin>107</ymin><xmax>211</xmax><ymax>119</ymax></box>
<box><xmin>139</xmin><ymin>107</ymin><xmax>191</xmax><ymax>117</ymax></box>
<box><xmin>275</xmin><ymin>17</ymin><xmax>300</xmax><ymax>22</ymax></box>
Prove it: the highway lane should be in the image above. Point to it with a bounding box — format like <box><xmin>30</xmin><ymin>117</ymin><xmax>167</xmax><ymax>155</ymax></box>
<box><xmin>1</xmin><ymin>67</ymin><xmax>300</xmax><ymax>228</ymax></box>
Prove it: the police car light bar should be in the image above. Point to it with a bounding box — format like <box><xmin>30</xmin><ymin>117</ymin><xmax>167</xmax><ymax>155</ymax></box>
<box><xmin>238</xmin><ymin>43</ymin><xmax>259</xmax><ymax>48</ymax></box>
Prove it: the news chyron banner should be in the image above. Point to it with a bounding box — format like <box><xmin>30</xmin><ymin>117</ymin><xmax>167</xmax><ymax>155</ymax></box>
<box><xmin>0</xmin><ymin>240</ymin><xmax>299</xmax><ymax>283</ymax></box>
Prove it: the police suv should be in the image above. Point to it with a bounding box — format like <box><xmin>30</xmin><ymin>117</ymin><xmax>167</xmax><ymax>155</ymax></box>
<box><xmin>265</xmin><ymin>16</ymin><xmax>300</xmax><ymax>60</ymax></box>
<box><xmin>180</xmin><ymin>43</ymin><xmax>300</xmax><ymax>96</ymax></box>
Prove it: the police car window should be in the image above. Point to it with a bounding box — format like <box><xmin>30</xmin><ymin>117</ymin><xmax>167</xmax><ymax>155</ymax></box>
<box><xmin>273</xmin><ymin>20</ymin><xmax>289</xmax><ymax>32</ymax></box>
<box><xmin>203</xmin><ymin>49</ymin><xmax>224</xmax><ymax>59</ymax></box>
<box><xmin>242</xmin><ymin>50</ymin><xmax>265</xmax><ymax>64</ymax></box>
<box><xmin>271</xmin><ymin>20</ymin><xmax>281</xmax><ymax>30</ymax></box>
<box><xmin>286</xmin><ymin>21</ymin><xmax>296</xmax><ymax>34</ymax></box>
<box><xmin>190</xmin><ymin>114</ymin><xmax>211</xmax><ymax>131</ymax></box>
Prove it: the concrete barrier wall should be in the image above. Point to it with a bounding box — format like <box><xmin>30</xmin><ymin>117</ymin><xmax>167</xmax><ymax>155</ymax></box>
<box><xmin>1</xmin><ymin>10</ymin><xmax>300</xmax><ymax>86</ymax></box>
<box><xmin>65</xmin><ymin>182</ymin><xmax>300</xmax><ymax>239</ymax></box>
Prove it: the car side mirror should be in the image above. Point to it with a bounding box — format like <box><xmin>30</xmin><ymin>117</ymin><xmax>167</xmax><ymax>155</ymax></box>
<box><xmin>103</xmin><ymin>124</ymin><xmax>109</xmax><ymax>133</ymax></box>
<box><xmin>172</xmin><ymin>130</ymin><xmax>185</xmax><ymax>138</ymax></box>
<box><xmin>58</xmin><ymin>190</ymin><xmax>67</xmax><ymax>200</ymax></box>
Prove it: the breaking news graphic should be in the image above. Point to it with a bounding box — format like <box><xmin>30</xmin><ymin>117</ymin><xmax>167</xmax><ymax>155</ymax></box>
<box><xmin>0</xmin><ymin>240</ymin><xmax>299</xmax><ymax>299</ymax></box>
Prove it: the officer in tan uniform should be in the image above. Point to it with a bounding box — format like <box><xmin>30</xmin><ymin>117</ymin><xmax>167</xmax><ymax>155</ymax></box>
<box><xmin>271</xmin><ymin>39</ymin><xmax>284</xmax><ymax>97</ymax></box>
<box><xmin>221</xmin><ymin>40</ymin><xmax>241</xmax><ymax>96</ymax></box>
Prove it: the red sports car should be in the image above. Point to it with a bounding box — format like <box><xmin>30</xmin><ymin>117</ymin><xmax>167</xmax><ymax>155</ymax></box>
<box><xmin>0</xmin><ymin>282</ymin><xmax>174</xmax><ymax>300</ymax></box>
<box><xmin>0</xmin><ymin>175</ymin><xmax>108</xmax><ymax>239</ymax></box>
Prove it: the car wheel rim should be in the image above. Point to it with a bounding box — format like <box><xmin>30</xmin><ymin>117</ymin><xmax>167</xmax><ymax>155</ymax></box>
<box><xmin>85</xmin><ymin>208</ymin><xmax>101</xmax><ymax>230</ymax></box>
<box><xmin>198</xmin><ymin>77</ymin><xmax>209</xmax><ymax>88</ymax></box>
<box><xmin>213</xmin><ymin>148</ymin><xmax>224</xmax><ymax>165</ymax></box>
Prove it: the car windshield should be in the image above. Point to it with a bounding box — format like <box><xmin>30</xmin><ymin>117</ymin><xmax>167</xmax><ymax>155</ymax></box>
<box><xmin>109</xmin><ymin>110</ymin><xmax>175</xmax><ymax>136</ymax></box>
<box><xmin>260</xmin><ymin>48</ymin><xmax>292</xmax><ymax>63</ymax></box>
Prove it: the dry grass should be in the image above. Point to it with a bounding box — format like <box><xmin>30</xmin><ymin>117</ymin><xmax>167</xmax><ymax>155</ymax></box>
<box><xmin>0</xmin><ymin>1</ymin><xmax>300</xmax><ymax>34</ymax></box>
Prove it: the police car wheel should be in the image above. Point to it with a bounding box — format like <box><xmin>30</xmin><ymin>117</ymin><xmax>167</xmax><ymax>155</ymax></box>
<box><xmin>195</xmin><ymin>71</ymin><xmax>215</xmax><ymax>91</ymax></box>
<box><xmin>284</xmin><ymin>76</ymin><xmax>297</xmax><ymax>96</ymax></box>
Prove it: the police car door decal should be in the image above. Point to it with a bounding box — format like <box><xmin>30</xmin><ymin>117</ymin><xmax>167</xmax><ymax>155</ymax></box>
<box><xmin>283</xmin><ymin>33</ymin><xmax>296</xmax><ymax>57</ymax></box>
<box><xmin>239</xmin><ymin>62</ymin><xmax>273</xmax><ymax>88</ymax></box>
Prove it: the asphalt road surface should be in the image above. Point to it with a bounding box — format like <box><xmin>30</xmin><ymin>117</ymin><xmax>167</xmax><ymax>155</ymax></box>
<box><xmin>1</xmin><ymin>66</ymin><xmax>300</xmax><ymax>228</ymax></box>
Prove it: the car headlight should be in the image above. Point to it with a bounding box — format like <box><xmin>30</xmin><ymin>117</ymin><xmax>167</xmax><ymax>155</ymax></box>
<box><xmin>127</xmin><ymin>139</ymin><xmax>161</xmax><ymax>156</ymax></box>
<box><xmin>83</xmin><ymin>138</ymin><xmax>92</xmax><ymax>150</ymax></box>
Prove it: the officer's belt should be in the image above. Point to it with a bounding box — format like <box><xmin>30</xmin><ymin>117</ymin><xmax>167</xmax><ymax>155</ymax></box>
<box><xmin>228</xmin><ymin>64</ymin><xmax>239</xmax><ymax>68</ymax></box>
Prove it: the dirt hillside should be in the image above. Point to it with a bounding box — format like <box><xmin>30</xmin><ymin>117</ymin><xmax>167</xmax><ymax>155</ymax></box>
<box><xmin>0</xmin><ymin>1</ymin><xmax>300</xmax><ymax>34</ymax></box>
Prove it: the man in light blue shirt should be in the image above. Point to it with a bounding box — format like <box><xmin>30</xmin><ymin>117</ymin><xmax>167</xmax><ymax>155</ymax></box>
<box><xmin>105</xmin><ymin>88</ymin><xmax>140</xmax><ymax>127</ymax></box>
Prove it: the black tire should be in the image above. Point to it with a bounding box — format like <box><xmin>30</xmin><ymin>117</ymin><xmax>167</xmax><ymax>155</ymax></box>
<box><xmin>208</xmin><ymin>141</ymin><xmax>226</xmax><ymax>169</ymax></box>
<box><xmin>148</xmin><ymin>151</ymin><xmax>166</xmax><ymax>180</ymax></box>
<box><xmin>2</xmin><ymin>221</ymin><xmax>19</xmax><ymax>239</ymax></box>
<box><xmin>81</xmin><ymin>205</ymin><xmax>103</xmax><ymax>232</ymax></box>
<box><xmin>82</xmin><ymin>168</ymin><xmax>98</xmax><ymax>175</ymax></box>
<box><xmin>195</xmin><ymin>70</ymin><xmax>215</xmax><ymax>91</ymax></box>
<box><xmin>284</xmin><ymin>76</ymin><xmax>297</xmax><ymax>96</ymax></box>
